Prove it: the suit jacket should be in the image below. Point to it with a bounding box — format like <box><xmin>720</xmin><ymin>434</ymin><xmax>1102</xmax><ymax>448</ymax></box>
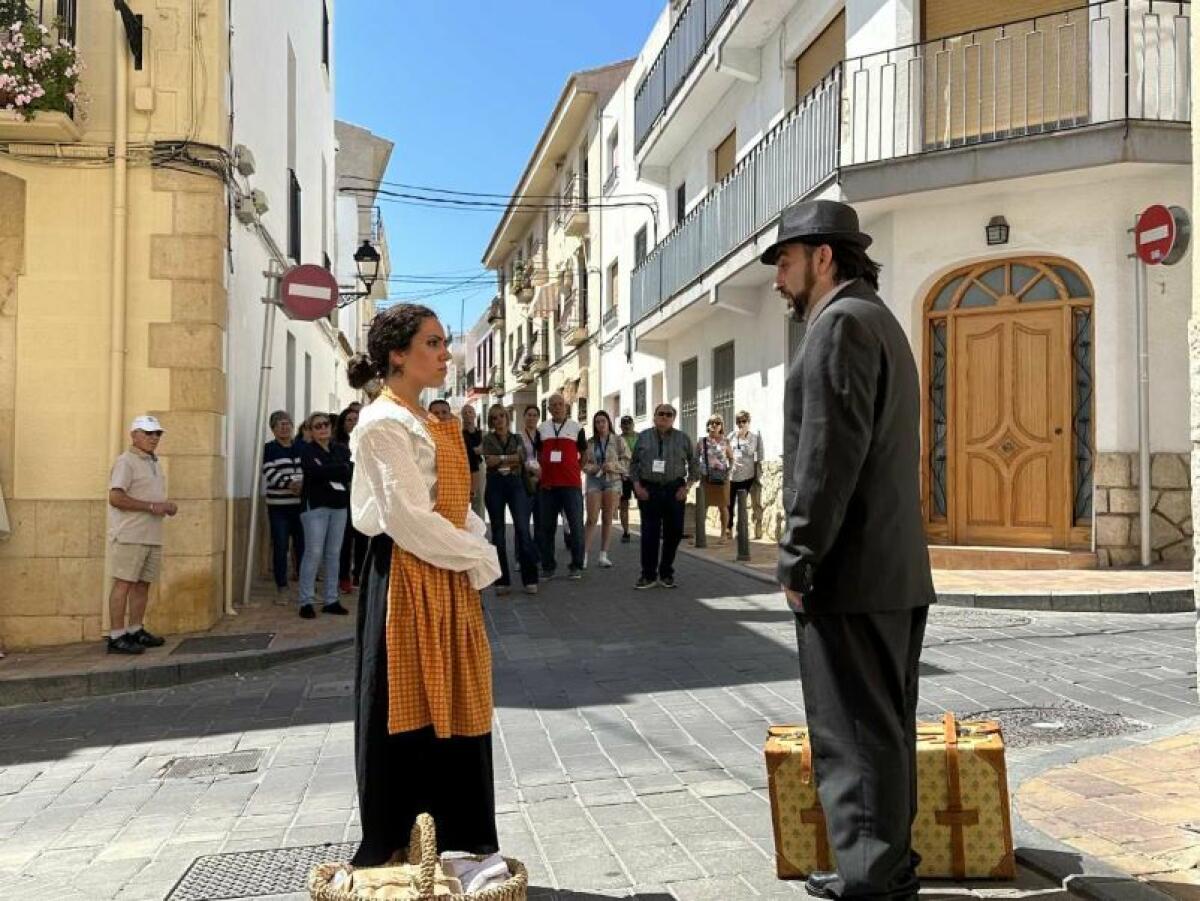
<box><xmin>778</xmin><ymin>279</ymin><xmax>935</xmax><ymax>614</ymax></box>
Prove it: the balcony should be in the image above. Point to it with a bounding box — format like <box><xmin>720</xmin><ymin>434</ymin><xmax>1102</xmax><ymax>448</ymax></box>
<box><xmin>559</xmin><ymin>295</ymin><xmax>588</xmax><ymax>346</ymax></box>
<box><xmin>840</xmin><ymin>0</ymin><xmax>1189</xmax><ymax>169</ymax></box>
<box><xmin>511</xmin><ymin>344</ymin><xmax>527</xmax><ymax>376</ymax></box>
<box><xmin>632</xmin><ymin>71</ymin><xmax>841</xmax><ymax>324</ymax></box>
<box><xmin>603</xmin><ymin>306</ymin><xmax>618</xmax><ymax>330</ymax></box>
<box><xmin>562</xmin><ymin>175</ymin><xmax>589</xmax><ymax>238</ymax></box>
<box><xmin>634</xmin><ymin>0</ymin><xmax>738</xmax><ymax>152</ymax></box>
<box><xmin>486</xmin><ymin>296</ymin><xmax>504</xmax><ymax>324</ymax></box>
<box><xmin>631</xmin><ymin>0</ymin><xmax>1190</xmax><ymax>328</ymax></box>
<box><xmin>490</xmin><ymin>365</ymin><xmax>505</xmax><ymax>396</ymax></box>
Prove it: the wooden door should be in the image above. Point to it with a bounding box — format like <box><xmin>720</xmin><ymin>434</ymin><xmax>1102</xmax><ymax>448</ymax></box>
<box><xmin>952</xmin><ymin>307</ymin><xmax>1070</xmax><ymax>546</ymax></box>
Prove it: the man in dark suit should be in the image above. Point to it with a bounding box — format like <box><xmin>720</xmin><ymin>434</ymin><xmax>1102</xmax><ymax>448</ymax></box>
<box><xmin>764</xmin><ymin>200</ymin><xmax>935</xmax><ymax>901</ymax></box>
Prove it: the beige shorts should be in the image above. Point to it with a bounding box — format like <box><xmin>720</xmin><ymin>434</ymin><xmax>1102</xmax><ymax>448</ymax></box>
<box><xmin>109</xmin><ymin>542</ymin><xmax>163</xmax><ymax>584</ymax></box>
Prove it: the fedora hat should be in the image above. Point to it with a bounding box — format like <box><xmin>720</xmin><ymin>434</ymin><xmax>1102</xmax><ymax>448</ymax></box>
<box><xmin>760</xmin><ymin>199</ymin><xmax>872</xmax><ymax>265</ymax></box>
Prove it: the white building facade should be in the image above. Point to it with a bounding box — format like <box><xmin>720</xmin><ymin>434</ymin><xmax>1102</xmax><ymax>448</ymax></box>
<box><xmin>614</xmin><ymin>0</ymin><xmax>1191</xmax><ymax>565</ymax></box>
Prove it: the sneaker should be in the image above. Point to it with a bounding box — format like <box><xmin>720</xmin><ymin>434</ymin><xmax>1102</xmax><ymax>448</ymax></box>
<box><xmin>582</xmin><ymin>554</ymin><xmax>588</xmax><ymax>570</ymax></box>
<box><xmin>495</xmin><ymin>585</ymin><xmax>512</xmax><ymax>596</ymax></box>
<box><xmin>128</xmin><ymin>628</ymin><xmax>165</xmax><ymax>648</ymax></box>
<box><xmin>274</xmin><ymin>586</ymin><xmax>291</xmax><ymax>606</ymax></box>
<box><xmin>635</xmin><ymin>577</ymin><xmax>657</xmax><ymax>590</ymax></box>
<box><xmin>620</xmin><ymin>532</ymin><xmax>631</xmax><ymax>544</ymax></box>
<box><xmin>597</xmin><ymin>552</ymin><xmax>613</xmax><ymax>568</ymax></box>
<box><xmin>523</xmin><ymin>584</ymin><xmax>539</xmax><ymax>595</ymax></box>
<box><xmin>321</xmin><ymin>602</ymin><xmax>350</xmax><ymax>615</ymax></box>
<box><xmin>567</xmin><ymin>568</ymin><xmax>582</xmax><ymax>581</ymax></box>
<box><xmin>540</xmin><ymin>571</ymin><xmax>554</xmax><ymax>582</ymax></box>
<box><xmin>106</xmin><ymin>634</ymin><xmax>144</xmax><ymax>655</ymax></box>
<box><xmin>338</xmin><ymin>579</ymin><xmax>353</xmax><ymax>595</ymax></box>
<box><xmin>659</xmin><ymin>576</ymin><xmax>676</xmax><ymax>589</ymax></box>
<box><xmin>299</xmin><ymin>604</ymin><xmax>316</xmax><ymax>620</ymax></box>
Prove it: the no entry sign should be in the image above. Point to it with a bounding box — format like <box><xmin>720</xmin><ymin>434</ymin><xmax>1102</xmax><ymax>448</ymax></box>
<box><xmin>279</xmin><ymin>264</ymin><xmax>339</xmax><ymax>320</ymax></box>
<box><xmin>1135</xmin><ymin>204</ymin><xmax>1191</xmax><ymax>266</ymax></box>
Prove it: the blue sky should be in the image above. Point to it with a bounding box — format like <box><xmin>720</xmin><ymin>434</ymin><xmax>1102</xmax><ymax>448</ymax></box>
<box><xmin>334</xmin><ymin>1</ymin><xmax>660</xmax><ymax>339</ymax></box>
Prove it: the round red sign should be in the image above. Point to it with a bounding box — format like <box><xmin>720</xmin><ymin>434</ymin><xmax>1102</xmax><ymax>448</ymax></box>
<box><xmin>280</xmin><ymin>264</ymin><xmax>340</xmax><ymax>321</ymax></box>
<box><xmin>1135</xmin><ymin>205</ymin><xmax>1176</xmax><ymax>265</ymax></box>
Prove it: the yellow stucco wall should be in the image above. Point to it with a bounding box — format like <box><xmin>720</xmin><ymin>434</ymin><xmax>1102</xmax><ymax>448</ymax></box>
<box><xmin>0</xmin><ymin>2</ymin><xmax>232</xmax><ymax>649</ymax></box>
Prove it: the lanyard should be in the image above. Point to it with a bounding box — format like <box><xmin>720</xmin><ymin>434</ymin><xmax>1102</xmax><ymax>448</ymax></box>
<box><xmin>551</xmin><ymin>420</ymin><xmax>566</xmax><ymax>438</ymax></box>
<box><xmin>594</xmin><ymin>437</ymin><xmax>608</xmax><ymax>465</ymax></box>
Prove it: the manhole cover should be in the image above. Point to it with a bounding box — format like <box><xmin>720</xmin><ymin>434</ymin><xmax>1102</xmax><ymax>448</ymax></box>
<box><xmin>160</xmin><ymin>749</ymin><xmax>265</xmax><ymax>780</ymax></box>
<box><xmin>167</xmin><ymin>842</ymin><xmax>357</xmax><ymax>900</ymax></box>
<box><xmin>307</xmin><ymin>679</ymin><xmax>354</xmax><ymax>699</ymax></box>
<box><xmin>962</xmin><ymin>704</ymin><xmax>1146</xmax><ymax>748</ymax></box>
<box><xmin>930</xmin><ymin>609</ymin><xmax>1032</xmax><ymax>629</ymax></box>
<box><xmin>172</xmin><ymin>633</ymin><xmax>275</xmax><ymax>655</ymax></box>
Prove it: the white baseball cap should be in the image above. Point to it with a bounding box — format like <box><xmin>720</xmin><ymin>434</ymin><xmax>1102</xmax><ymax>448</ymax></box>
<box><xmin>130</xmin><ymin>415</ymin><xmax>164</xmax><ymax>433</ymax></box>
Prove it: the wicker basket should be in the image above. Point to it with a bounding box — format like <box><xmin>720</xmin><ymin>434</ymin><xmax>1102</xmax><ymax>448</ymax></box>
<box><xmin>308</xmin><ymin>813</ymin><xmax>528</xmax><ymax>901</ymax></box>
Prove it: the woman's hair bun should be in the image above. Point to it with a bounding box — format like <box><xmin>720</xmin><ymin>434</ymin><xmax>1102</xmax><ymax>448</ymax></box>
<box><xmin>346</xmin><ymin>353</ymin><xmax>378</xmax><ymax>390</ymax></box>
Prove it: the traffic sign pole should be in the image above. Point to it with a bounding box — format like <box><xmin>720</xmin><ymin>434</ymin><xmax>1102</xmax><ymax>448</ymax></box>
<box><xmin>244</xmin><ymin>262</ymin><xmax>284</xmax><ymax>606</ymax></box>
<box><xmin>1134</xmin><ymin>244</ymin><xmax>1151</xmax><ymax>566</ymax></box>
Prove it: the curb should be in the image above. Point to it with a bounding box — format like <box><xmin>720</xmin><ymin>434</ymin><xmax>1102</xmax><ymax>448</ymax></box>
<box><xmin>1008</xmin><ymin>717</ymin><xmax>1200</xmax><ymax>901</ymax></box>
<box><xmin>672</xmin><ymin>542</ymin><xmax>1194</xmax><ymax>613</ymax></box>
<box><xmin>0</xmin><ymin>634</ymin><xmax>354</xmax><ymax>708</ymax></box>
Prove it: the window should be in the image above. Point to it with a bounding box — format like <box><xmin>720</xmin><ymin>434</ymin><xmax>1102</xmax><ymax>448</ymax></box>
<box><xmin>323</xmin><ymin>252</ymin><xmax>337</xmax><ymax>327</ymax></box>
<box><xmin>577</xmin><ymin>253</ymin><xmax>589</xmax><ymax>322</ymax></box>
<box><xmin>794</xmin><ymin>10</ymin><xmax>845</xmax><ymax>104</ymax></box>
<box><xmin>607</xmin><ymin>260</ymin><xmax>619</xmax><ymax>310</ymax></box>
<box><xmin>714</xmin><ymin>129</ymin><xmax>737</xmax><ymax>183</ymax></box>
<box><xmin>287</xmin><ymin>168</ymin><xmax>302</xmax><ymax>262</ymax></box>
<box><xmin>286</xmin><ymin>333</ymin><xmax>297</xmax><ymax>418</ymax></box>
<box><xmin>711</xmin><ymin>341</ymin><xmax>735</xmax><ymax>432</ymax></box>
<box><xmin>321</xmin><ymin>2</ymin><xmax>330</xmax><ymax>69</ymax></box>
<box><xmin>634</xmin><ymin>227</ymin><xmax>648</xmax><ymax>267</ymax></box>
<box><xmin>680</xmin><ymin>358</ymin><xmax>698</xmax><ymax>441</ymax></box>
<box><xmin>541</xmin><ymin>398</ymin><xmax>548</xmax><ymax>420</ymax></box>
<box><xmin>303</xmin><ymin>352</ymin><xmax>312</xmax><ymax>419</ymax></box>
<box><xmin>607</xmin><ymin>127</ymin><xmax>619</xmax><ymax>176</ymax></box>
<box><xmin>675</xmin><ymin>182</ymin><xmax>687</xmax><ymax>226</ymax></box>
<box><xmin>634</xmin><ymin>379</ymin><xmax>647</xmax><ymax>419</ymax></box>
<box><xmin>577</xmin><ymin>397</ymin><xmax>588</xmax><ymax>422</ymax></box>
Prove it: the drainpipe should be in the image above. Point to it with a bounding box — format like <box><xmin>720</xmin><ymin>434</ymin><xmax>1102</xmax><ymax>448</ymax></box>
<box><xmin>103</xmin><ymin>11</ymin><xmax>131</xmax><ymax>633</ymax></box>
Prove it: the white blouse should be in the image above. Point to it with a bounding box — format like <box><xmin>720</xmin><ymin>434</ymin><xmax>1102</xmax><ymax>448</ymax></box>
<box><xmin>350</xmin><ymin>395</ymin><xmax>500</xmax><ymax>590</ymax></box>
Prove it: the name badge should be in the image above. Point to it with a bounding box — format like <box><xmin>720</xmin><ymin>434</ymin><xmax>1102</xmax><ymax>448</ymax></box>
<box><xmin>329</xmin><ymin>482</ymin><xmax>347</xmax><ymax>492</ymax></box>
<box><xmin>498</xmin><ymin>466</ymin><xmax>511</xmax><ymax>475</ymax></box>
<box><xmin>550</xmin><ymin>451</ymin><xmax>563</xmax><ymax>463</ymax></box>
<box><xmin>651</xmin><ymin>459</ymin><xmax>666</xmax><ymax>474</ymax></box>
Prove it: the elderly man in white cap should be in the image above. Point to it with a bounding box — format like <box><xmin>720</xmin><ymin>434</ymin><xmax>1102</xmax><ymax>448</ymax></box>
<box><xmin>106</xmin><ymin>415</ymin><xmax>177</xmax><ymax>655</ymax></box>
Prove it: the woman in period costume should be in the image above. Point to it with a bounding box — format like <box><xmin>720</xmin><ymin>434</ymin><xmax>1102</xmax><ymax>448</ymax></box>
<box><xmin>346</xmin><ymin>304</ymin><xmax>501</xmax><ymax>866</ymax></box>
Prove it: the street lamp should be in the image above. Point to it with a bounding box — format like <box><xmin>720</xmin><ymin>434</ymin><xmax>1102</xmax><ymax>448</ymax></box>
<box><xmin>338</xmin><ymin>239</ymin><xmax>381</xmax><ymax>307</ymax></box>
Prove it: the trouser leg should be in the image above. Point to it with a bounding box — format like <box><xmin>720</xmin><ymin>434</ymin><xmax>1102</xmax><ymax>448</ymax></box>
<box><xmin>561</xmin><ymin>488</ymin><xmax>585</xmax><ymax>571</ymax></box>
<box><xmin>794</xmin><ymin>609</ymin><xmax>926</xmax><ymax>900</ymax></box>
<box><xmin>484</xmin><ymin>477</ymin><xmax>511</xmax><ymax>586</ymax></box>
<box><xmin>638</xmin><ymin>492</ymin><xmax>662</xmax><ymax>581</ymax></box>
<box><xmin>659</xmin><ymin>485</ymin><xmax>685</xmax><ymax>579</ymax></box>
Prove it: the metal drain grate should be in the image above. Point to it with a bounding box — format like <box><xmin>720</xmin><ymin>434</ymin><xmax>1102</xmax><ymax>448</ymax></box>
<box><xmin>172</xmin><ymin>632</ymin><xmax>276</xmax><ymax>655</ymax></box>
<box><xmin>167</xmin><ymin>842</ymin><xmax>357</xmax><ymax>900</ymax></box>
<box><xmin>930</xmin><ymin>609</ymin><xmax>1032</xmax><ymax>629</ymax></box>
<box><xmin>160</xmin><ymin>749</ymin><xmax>265</xmax><ymax>780</ymax></box>
<box><xmin>962</xmin><ymin>704</ymin><xmax>1146</xmax><ymax>748</ymax></box>
<box><xmin>306</xmin><ymin>679</ymin><xmax>354</xmax><ymax>699</ymax></box>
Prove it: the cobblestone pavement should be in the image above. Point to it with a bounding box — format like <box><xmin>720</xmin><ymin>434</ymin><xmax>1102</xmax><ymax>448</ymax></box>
<box><xmin>0</xmin><ymin>538</ymin><xmax>1194</xmax><ymax>900</ymax></box>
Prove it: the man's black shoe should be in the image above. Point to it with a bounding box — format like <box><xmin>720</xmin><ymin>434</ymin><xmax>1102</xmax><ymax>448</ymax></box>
<box><xmin>659</xmin><ymin>575</ymin><xmax>676</xmax><ymax>589</ymax></box>
<box><xmin>620</xmin><ymin>532</ymin><xmax>631</xmax><ymax>543</ymax></box>
<box><xmin>128</xmin><ymin>628</ymin><xmax>164</xmax><ymax>648</ymax></box>
<box><xmin>321</xmin><ymin>602</ymin><xmax>350</xmax><ymax>615</ymax></box>
<box><xmin>635</xmin><ymin>577</ymin><xmax>656</xmax><ymax>590</ymax></box>
<box><xmin>106</xmin><ymin>634</ymin><xmax>145</xmax><ymax>655</ymax></box>
<box><xmin>805</xmin><ymin>871</ymin><xmax>839</xmax><ymax>899</ymax></box>
<box><xmin>299</xmin><ymin>604</ymin><xmax>316</xmax><ymax>619</ymax></box>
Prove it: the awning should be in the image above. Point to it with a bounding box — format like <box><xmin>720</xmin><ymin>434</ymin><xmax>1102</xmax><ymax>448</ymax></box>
<box><xmin>531</xmin><ymin>282</ymin><xmax>559</xmax><ymax>319</ymax></box>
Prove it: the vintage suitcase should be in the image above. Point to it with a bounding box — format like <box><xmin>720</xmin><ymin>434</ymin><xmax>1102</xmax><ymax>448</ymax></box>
<box><xmin>764</xmin><ymin>714</ymin><xmax>1015</xmax><ymax>881</ymax></box>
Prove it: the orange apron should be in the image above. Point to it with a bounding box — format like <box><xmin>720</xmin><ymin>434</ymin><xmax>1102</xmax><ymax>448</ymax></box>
<box><xmin>383</xmin><ymin>399</ymin><xmax>493</xmax><ymax>739</ymax></box>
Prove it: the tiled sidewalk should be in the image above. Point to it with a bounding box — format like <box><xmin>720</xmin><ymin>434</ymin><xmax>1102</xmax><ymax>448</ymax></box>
<box><xmin>1018</xmin><ymin>729</ymin><xmax>1200</xmax><ymax>900</ymax></box>
<box><xmin>669</xmin><ymin>525</ymin><xmax>1193</xmax><ymax>610</ymax></box>
<box><xmin>0</xmin><ymin>581</ymin><xmax>354</xmax><ymax>705</ymax></box>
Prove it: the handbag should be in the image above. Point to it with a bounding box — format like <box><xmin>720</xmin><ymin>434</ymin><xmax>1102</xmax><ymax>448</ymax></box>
<box><xmin>702</xmin><ymin>438</ymin><xmax>729</xmax><ymax>485</ymax></box>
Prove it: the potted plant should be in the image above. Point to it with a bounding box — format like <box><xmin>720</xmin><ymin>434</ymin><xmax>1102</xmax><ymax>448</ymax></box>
<box><xmin>510</xmin><ymin>261</ymin><xmax>534</xmax><ymax>301</ymax></box>
<box><xmin>0</xmin><ymin>14</ymin><xmax>83</xmax><ymax>120</ymax></box>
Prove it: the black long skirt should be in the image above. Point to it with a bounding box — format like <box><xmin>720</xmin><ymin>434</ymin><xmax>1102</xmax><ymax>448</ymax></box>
<box><xmin>351</xmin><ymin>533</ymin><xmax>499</xmax><ymax>867</ymax></box>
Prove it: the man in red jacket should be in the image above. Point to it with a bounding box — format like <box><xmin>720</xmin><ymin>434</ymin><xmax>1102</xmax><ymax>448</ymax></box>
<box><xmin>536</xmin><ymin>393</ymin><xmax>587</xmax><ymax>581</ymax></box>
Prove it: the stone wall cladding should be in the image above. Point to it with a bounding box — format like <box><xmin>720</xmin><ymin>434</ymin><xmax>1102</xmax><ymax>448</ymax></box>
<box><xmin>1094</xmin><ymin>451</ymin><xmax>1192</xmax><ymax>566</ymax></box>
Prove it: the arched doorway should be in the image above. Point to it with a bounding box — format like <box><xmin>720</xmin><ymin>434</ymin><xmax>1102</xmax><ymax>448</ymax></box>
<box><xmin>923</xmin><ymin>257</ymin><xmax>1094</xmax><ymax>549</ymax></box>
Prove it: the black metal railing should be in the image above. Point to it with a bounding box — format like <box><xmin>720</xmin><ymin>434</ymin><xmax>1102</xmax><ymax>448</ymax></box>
<box><xmin>634</xmin><ymin>0</ymin><xmax>737</xmax><ymax>150</ymax></box>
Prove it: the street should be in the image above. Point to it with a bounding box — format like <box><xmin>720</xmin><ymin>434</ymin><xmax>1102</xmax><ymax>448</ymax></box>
<box><xmin>0</xmin><ymin>541</ymin><xmax>1194</xmax><ymax>899</ymax></box>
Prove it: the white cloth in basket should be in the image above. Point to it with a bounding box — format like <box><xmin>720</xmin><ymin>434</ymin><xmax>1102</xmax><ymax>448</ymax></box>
<box><xmin>440</xmin><ymin>852</ymin><xmax>509</xmax><ymax>893</ymax></box>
